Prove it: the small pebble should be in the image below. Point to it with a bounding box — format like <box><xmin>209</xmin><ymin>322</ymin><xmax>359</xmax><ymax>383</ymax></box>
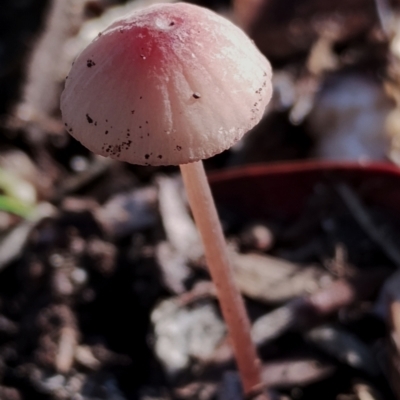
<box><xmin>240</xmin><ymin>223</ymin><xmax>274</xmax><ymax>251</ymax></box>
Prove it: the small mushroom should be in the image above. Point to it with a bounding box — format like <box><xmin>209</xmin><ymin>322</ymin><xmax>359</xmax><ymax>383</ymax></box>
<box><xmin>61</xmin><ymin>3</ymin><xmax>272</xmax><ymax>397</ymax></box>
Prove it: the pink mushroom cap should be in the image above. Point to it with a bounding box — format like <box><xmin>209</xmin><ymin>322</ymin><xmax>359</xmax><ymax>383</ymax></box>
<box><xmin>61</xmin><ymin>2</ymin><xmax>272</xmax><ymax>166</ymax></box>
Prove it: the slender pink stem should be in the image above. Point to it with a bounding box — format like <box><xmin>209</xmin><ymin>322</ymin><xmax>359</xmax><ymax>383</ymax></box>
<box><xmin>180</xmin><ymin>161</ymin><xmax>267</xmax><ymax>397</ymax></box>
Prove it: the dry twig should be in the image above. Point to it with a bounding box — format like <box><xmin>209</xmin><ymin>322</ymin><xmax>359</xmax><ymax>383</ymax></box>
<box><xmin>336</xmin><ymin>183</ymin><xmax>400</xmax><ymax>268</ymax></box>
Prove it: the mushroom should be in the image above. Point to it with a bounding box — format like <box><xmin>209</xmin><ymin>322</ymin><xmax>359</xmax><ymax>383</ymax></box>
<box><xmin>61</xmin><ymin>3</ymin><xmax>272</xmax><ymax>397</ymax></box>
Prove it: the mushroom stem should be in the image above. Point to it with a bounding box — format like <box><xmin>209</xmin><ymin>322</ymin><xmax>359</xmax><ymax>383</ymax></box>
<box><xmin>180</xmin><ymin>161</ymin><xmax>266</xmax><ymax>398</ymax></box>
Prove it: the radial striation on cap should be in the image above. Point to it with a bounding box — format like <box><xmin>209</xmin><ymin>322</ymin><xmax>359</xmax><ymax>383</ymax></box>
<box><xmin>61</xmin><ymin>2</ymin><xmax>272</xmax><ymax>166</ymax></box>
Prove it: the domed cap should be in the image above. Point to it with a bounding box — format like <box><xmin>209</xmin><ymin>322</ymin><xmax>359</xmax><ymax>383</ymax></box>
<box><xmin>61</xmin><ymin>2</ymin><xmax>272</xmax><ymax>166</ymax></box>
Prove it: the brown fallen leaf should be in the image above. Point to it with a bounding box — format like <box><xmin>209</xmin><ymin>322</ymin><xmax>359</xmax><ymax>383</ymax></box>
<box><xmin>232</xmin><ymin>252</ymin><xmax>332</xmax><ymax>303</ymax></box>
<box><xmin>261</xmin><ymin>358</ymin><xmax>334</xmax><ymax>388</ymax></box>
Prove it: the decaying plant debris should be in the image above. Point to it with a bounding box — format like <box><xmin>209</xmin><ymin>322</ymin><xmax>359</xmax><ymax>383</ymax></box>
<box><xmin>1</xmin><ymin>0</ymin><xmax>400</xmax><ymax>399</ymax></box>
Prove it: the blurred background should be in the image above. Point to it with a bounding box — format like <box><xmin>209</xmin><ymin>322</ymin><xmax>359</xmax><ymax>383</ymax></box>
<box><xmin>1</xmin><ymin>0</ymin><xmax>400</xmax><ymax>399</ymax></box>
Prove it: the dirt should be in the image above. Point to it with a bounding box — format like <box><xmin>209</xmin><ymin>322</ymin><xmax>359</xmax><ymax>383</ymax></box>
<box><xmin>1</xmin><ymin>0</ymin><xmax>400</xmax><ymax>399</ymax></box>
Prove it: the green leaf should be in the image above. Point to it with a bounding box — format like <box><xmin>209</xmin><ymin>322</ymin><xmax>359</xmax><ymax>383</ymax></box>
<box><xmin>0</xmin><ymin>195</ymin><xmax>34</xmax><ymax>218</ymax></box>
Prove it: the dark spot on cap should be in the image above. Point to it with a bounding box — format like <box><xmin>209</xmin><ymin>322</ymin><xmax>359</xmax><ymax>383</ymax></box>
<box><xmin>193</xmin><ymin>92</ymin><xmax>201</xmax><ymax>99</ymax></box>
<box><xmin>169</xmin><ymin>21</ymin><xmax>175</xmax><ymax>26</ymax></box>
<box><xmin>145</xmin><ymin>121</ymin><xmax>148</xmax><ymax>124</ymax></box>
<box><xmin>69</xmin><ymin>128</ymin><xmax>73</xmax><ymax>132</ymax></box>
<box><xmin>139</xmin><ymin>96</ymin><xmax>143</xmax><ymax>99</ymax></box>
<box><xmin>139</xmin><ymin>126</ymin><xmax>142</xmax><ymax>129</ymax></box>
<box><xmin>158</xmin><ymin>155</ymin><xmax>163</xmax><ymax>159</ymax></box>
<box><xmin>86</xmin><ymin>114</ymin><xmax>93</xmax><ymax>124</ymax></box>
<box><xmin>105</xmin><ymin>130</ymin><xmax>109</xmax><ymax>135</ymax></box>
<box><xmin>64</xmin><ymin>123</ymin><xmax>68</xmax><ymax>127</ymax></box>
<box><xmin>87</xmin><ymin>59</ymin><xmax>96</xmax><ymax>68</ymax></box>
<box><xmin>176</xmin><ymin>145</ymin><xmax>182</xmax><ymax>151</ymax></box>
<box><xmin>145</xmin><ymin>154</ymin><xmax>150</xmax><ymax>159</ymax></box>
<box><xmin>94</xmin><ymin>121</ymin><xmax>97</xmax><ymax>126</ymax></box>
<box><xmin>106</xmin><ymin>119</ymin><xmax>108</xmax><ymax>122</ymax></box>
<box><xmin>131</xmin><ymin>110</ymin><xmax>135</xmax><ymax>114</ymax></box>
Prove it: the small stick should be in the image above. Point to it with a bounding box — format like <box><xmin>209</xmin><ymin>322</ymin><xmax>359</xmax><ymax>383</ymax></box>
<box><xmin>9</xmin><ymin>0</ymin><xmax>85</xmax><ymax>142</ymax></box>
<box><xmin>389</xmin><ymin>299</ymin><xmax>400</xmax><ymax>335</ymax></box>
<box><xmin>56</xmin><ymin>326</ymin><xmax>78</xmax><ymax>374</ymax></box>
<box><xmin>180</xmin><ymin>161</ymin><xmax>267</xmax><ymax>399</ymax></box>
<box><xmin>354</xmin><ymin>381</ymin><xmax>383</xmax><ymax>400</ymax></box>
<box><xmin>374</xmin><ymin>0</ymin><xmax>393</xmax><ymax>36</ymax></box>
